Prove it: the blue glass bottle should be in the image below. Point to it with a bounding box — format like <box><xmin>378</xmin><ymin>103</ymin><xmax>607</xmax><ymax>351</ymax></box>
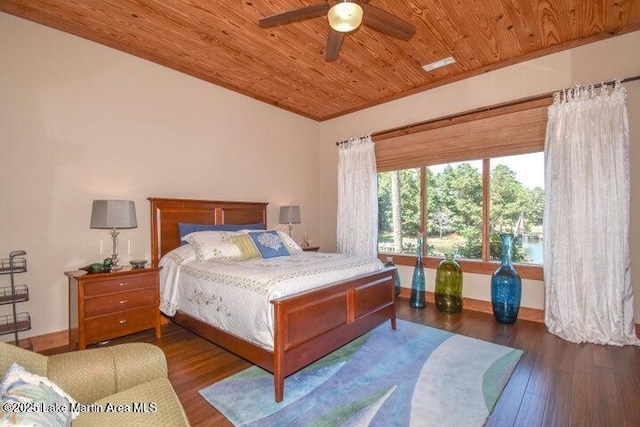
<box><xmin>491</xmin><ymin>233</ymin><xmax>522</xmax><ymax>324</ymax></box>
<box><xmin>384</xmin><ymin>256</ymin><xmax>402</xmax><ymax>297</ymax></box>
<box><xmin>410</xmin><ymin>236</ymin><xmax>426</xmax><ymax>308</ymax></box>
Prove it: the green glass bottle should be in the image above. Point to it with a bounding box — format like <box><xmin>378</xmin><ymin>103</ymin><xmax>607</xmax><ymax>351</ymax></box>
<box><xmin>435</xmin><ymin>253</ymin><xmax>463</xmax><ymax>314</ymax></box>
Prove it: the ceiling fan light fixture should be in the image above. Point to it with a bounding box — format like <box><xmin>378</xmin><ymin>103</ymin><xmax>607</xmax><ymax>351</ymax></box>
<box><xmin>328</xmin><ymin>1</ymin><xmax>364</xmax><ymax>33</ymax></box>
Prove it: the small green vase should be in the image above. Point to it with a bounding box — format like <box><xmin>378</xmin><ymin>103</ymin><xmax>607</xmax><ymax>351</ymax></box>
<box><xmin>435</xmin><ymin>253</ymin><xmax>463</xmax><ymax>314</ymax></box>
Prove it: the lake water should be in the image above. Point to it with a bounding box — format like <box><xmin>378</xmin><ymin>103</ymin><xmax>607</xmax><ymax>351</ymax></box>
<box><xmin>522</xmin><ymin>239</ymin><xmax>543</xmax><ymax>264</ymax></box>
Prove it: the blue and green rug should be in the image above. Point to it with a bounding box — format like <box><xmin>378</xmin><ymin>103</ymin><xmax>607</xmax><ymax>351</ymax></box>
<box><xmin>199</xmin><ymin>319</ymin><xmax>522</xmax><ymax>426</ymax></box>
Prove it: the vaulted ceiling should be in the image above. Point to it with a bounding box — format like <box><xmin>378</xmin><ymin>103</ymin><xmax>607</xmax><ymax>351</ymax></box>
<box><xmin>2</xmin><ymin>1</ymin><xmax>639</xmax><ymax>121</ymax></box>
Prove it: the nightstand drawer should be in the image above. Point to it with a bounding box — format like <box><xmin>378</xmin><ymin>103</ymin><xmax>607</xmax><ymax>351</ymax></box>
<box><xmin>84</xmin><ymin>288</ymin><xmax>157</xmax><ymax>317</ymax></box>
<box><xmin>84</xmin><ymin>274</ymin><xmax>154</xmax><ymax>297</ymax></box>
<box><xmin>84</xmin><ymin>306</ymin><xmax>157</xmax><ymax>343</ymax></box>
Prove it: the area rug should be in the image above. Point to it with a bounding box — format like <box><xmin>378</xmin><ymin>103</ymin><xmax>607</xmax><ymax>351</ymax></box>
<box><xmin>199</xmin><ymin>319</ymin><xmax>522</xmax><ymax>427</ymax></box>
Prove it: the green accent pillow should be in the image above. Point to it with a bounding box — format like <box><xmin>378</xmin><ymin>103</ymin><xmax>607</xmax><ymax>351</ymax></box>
<box><xmin>232</xmin><ymin>234</ymin><xmax>260</xmax><ymax>260</ymax></box>
<box><xmin>1</xmin><ymin>362</ymin><xmax>78</xmax><ymax>426</ymax></box>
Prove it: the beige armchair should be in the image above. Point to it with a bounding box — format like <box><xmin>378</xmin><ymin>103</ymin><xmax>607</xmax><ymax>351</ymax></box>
<box><xmin>0</xmin><ymin>342</ymin><xmax>189</xmax><ymax>426</ymax></box>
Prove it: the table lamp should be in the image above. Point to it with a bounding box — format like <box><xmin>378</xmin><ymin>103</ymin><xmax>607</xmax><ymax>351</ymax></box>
<box><xmin>279</xmin><ymin>205</ymin><xmax>301</xmax><ymax>238</ymax></box>
<box><xmin>90</xmin><ymin>200</ymin><xmax>137</xmax><ymax>271</ymax></box>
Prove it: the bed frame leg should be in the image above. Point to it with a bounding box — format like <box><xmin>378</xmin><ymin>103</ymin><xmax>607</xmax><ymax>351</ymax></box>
<box><xmin>274</xmin><ymin>373</ymin><xmax>284</xmax><ymax>402</ymax></box>
<box><xmin>391</xmin><ymin>316</ymin><xmax>397</xmax><ymax>330</ymax></box>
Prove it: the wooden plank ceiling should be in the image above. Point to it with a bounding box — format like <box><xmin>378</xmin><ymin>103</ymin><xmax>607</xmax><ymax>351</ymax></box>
<box><xmin>2</xmin><ymin>1</ymin><xmax>639</xmax><ymax>121</ymax></box>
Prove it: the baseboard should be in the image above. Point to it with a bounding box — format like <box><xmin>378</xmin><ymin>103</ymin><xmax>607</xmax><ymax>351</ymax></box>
<box><xmin>15</xmin><ymin>330</ymin><xmax>69</xmax><ymax>352</ymax></box>
<box><xmin>398</xmin><ymin>288</ymin><xmax>545</xmax><ymax>323</ymax></box>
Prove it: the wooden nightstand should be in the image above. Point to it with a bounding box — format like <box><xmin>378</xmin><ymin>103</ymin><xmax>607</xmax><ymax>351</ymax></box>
<box><xmin>65</xmin><ymin>267</ymin><xmax>161</xmax><ymax>349</ymax></box>
<box><xmin>302</xmin><ymin>246</ymin><xmax>320</xmax><ymax>252</ymax></box>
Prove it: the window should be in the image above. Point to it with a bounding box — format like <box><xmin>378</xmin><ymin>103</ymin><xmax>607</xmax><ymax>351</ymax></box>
<box><xmin>374</xmin><ymin>97</ymin><xmax>550</xmax><ymax>279</ymax></box>
<box><xmin>378</xmin><ymin>168</ymin><xmax>421</xmax><ymax>254</ymax></box>
<box><xmin>426</xmin><ymin>160</ymin><xmax>483</xmax><ymax>259</ymax></box>
<box><xmin>490</xmin><ymin>153</ymin><xmax>544</xmax><ymax>265</ymax></box>
<box><xmin>378</xmin><ymin>153</ymin><xmax>543</xmax><ymax>263</ymax></box>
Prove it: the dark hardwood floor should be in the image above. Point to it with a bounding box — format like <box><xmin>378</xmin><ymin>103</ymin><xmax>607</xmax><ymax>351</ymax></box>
<box><xmin>65</xmin><ymin>298</ymin><xmax>640</xmax><ymax>426</ymax></box>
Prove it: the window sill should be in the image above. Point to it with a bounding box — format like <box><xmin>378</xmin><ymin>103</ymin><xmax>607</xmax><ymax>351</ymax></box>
<box><xmin>378</xmin><ymin>253</ymin><xmax>543</xmax><ymax>281</ymax></box>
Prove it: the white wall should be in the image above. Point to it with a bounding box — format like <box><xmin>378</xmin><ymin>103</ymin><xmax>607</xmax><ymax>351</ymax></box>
<box><xmin>316</xmin><ymin>31</ymin><xmax>640</xmax><ymax>319</ymax></box>
<box><xmin>0</xmin><ymin>13</ymin><xmax>320</xmax><ymax>338</ymax></box>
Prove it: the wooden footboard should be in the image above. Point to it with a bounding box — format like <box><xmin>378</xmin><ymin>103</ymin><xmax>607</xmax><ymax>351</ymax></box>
<box><xmin>272</xmin><ymin>268</ymin><xmax>396</xmax><ymax>402</ymax></box>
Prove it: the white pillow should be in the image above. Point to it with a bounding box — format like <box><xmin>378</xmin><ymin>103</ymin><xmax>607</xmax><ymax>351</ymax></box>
<box><xmin>277</xmin><ymin>231</ymin><xmax>303</xmax><ymax>254</ymax></box>
<box><xmin>1</xmin><ymin>362</ymin><xmax>79</xmax><ymax>426</ymax></box>
<box><xmin>182</xmin><ymin>231</ymin><xmax>244</xmax><ymax>261</ymax></box>
<box><xmin>159</xmin><ymin>243</ymin><xmax>197</xmax><ymax>267</ymax></box>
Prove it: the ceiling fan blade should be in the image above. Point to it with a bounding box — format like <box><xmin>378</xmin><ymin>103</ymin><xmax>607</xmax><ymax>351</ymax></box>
<box><xmin>361</xmin><ymin>3</ymin><xmax>416</xmax><ymax>41</ymax></box>
<box><xmin>259</xmin><ymin>3</ymin><xmax>329</xmax><ymax>28</ymax></box>
<box><xmin>325</xmin><ymin>29</ymin><xmax>345</xmax><ymax>61</ymax></box>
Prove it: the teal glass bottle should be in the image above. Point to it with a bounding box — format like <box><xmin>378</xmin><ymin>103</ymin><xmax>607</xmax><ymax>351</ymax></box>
<box><xmin>384</xmin><ymin>256</ymin><xmax>402</xmax><ymax>297</ymax></box>
<box><xmin>409</xmin><ymin>236</ymin><xmax>426</xmax><ymax>308</ymax></box>
<box><xmin>491</xmin><ymin>233</ymin><xmax>522</xmax><ymax>324</ymax></box>
<box><xmin>435</xmin><ymin>253</ymin><xmax>463</xmax><ymax>314</ymax></box>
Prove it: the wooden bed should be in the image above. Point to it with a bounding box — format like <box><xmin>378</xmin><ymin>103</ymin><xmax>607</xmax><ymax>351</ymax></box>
<box><xmin>148</xmin><ymin>197</ymin><xmax>396</xmax><ymax>402</ymax></box>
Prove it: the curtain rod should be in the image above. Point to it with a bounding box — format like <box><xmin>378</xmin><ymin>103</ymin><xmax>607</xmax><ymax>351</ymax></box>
<box><xmin>335</xmin><ymin>74</ymin><xmax>640</xmax><ymax>146</ymax></box>
<box><xmin>571</xmin><ymin>74</ymin><xmax>640</xmax><ymax>91</ymax></box>
<box><xmin>335</xmin><ymin>135</ymin><xmax>371</xmax><ymax>146</ymax></box>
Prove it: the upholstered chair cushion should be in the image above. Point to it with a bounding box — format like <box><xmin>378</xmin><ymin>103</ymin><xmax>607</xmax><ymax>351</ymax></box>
<box><xmin>47</xmin><ymin>343</ymin><xmax>167</xmax><ymax>404</ymax></box>
<box><xmin>0</xmin><ymin>341</ymin><xmax>189</xmax><ymax>426</ymax></box>
<box><xmin>0</xmin><ymin>342</ymin><xmax>48</xmax><ymax>377</ymax></box>
<box><xmin>72</xmin><ymin>378</ymin><xmax>189</xmax><ymax>427</ymax></box>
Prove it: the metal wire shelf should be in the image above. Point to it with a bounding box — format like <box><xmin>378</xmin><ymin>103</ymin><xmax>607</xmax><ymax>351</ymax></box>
<box><xmin>0</xmin><ymin>256</ymin><xmax>27</xmax><ymax>274</ymax></box>
<box><xmin>0</xmin><ymin>312</ymin><xmax>31</xmax><ymax>335</ymax></box>
<box><xmin>0</xmin><ymin>284</ymin><xmax>29</xmax><ymax>304</ymax></box>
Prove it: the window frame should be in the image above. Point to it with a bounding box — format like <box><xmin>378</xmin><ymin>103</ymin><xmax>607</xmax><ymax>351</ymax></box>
<box><xmin>374</xmin><ymin>96</ymin><xmax>550</xmax><ymax>281</ymax></box>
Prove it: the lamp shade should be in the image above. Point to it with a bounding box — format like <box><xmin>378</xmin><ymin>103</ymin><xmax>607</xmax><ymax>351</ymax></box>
<box><xmin>279</xmin><ymin>206</ymin><xmax>301</xmax><ymax>224</ymax></box>
<box><xmin>328</xmin><ymin>1</ymin><xmax>363</xmax><ymax>33</ymax></box>
<box><xmin>90</xmin><ymin>200</ymin><xmax>137</xmax><ymax>229</ymax></box>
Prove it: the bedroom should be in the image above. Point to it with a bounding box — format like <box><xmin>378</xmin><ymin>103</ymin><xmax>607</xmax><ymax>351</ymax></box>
<box><xmin>0</xmin><ymin>2</ymin><xmax>639</xmax><ymax>425</ymax></box>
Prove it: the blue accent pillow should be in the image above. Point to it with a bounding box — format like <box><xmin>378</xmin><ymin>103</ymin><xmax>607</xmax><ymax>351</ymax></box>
<box><xmin>179</xmin><ymin>222</ymin><xmax>265</xmax><ymax>242</ymax></box>
<box><xmin>248</xmin><ymin>231</ymin><xmax>290</xmax><ymax>259</ymax></box>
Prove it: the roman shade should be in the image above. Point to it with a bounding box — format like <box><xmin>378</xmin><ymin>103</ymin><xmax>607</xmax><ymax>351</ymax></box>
<box><xmin>374</xmin><ymin>97</ymin><xmax>552</xmax><ymax>171</ymax></box>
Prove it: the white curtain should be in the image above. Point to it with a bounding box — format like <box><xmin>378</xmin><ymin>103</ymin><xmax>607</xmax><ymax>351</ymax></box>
<box><xmin>544</xmin><ymin>81</ymin><xmax>639</xmax><ymax>346</ymax></box>
<box><xmin>337</xmin><ymin>135</ymin><xmax>378</xmax><ymax>257</ymax></box>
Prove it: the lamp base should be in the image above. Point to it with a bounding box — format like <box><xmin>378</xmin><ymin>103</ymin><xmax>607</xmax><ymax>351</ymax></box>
<box><xmin>110</xmin><ymin>261</ymin><xmax>123</xmax><ymax>271</ymax></box>
<box><xmin>109</xmin><ymin>229</ymin><xmax>122</xmax><ymax>271</ymax></box>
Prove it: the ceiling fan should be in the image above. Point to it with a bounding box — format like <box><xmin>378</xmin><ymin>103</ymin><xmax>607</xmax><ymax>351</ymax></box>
<box><xmin>259</xmin><ymin>0</ymin><xmax>416</xmax><ymax>61</ymax></box>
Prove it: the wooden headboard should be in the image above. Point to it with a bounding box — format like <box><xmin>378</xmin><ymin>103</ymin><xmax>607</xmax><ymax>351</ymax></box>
<box><xmin>148</xmin><ymin>198</ymin><xmax>268</xmax><ymax>267</ymax></box>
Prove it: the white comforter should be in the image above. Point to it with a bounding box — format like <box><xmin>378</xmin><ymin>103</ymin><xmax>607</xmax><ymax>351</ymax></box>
<box><xmin>159</xmin><ymin>245</ymin><xmax>383</xmax><ymax>350</ymax></box>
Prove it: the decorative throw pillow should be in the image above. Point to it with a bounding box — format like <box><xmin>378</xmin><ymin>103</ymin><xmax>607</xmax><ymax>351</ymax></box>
<box><xmin>237</xmin><ymin>229</ymin><xmax>302</xmax><ymax>254</ymax></box>
<box><xmin>247</xmin><ymin>230</ymin><xmax>290</xmax><ymax>259</ymax></box>
<box><xmin>231</xmin><ymin>234</ymin><xmax>261</xmax><ymax>260</ymax></box>
<box><xmin>183</xmin><ymin>231</ymin><xmax>244</xmax><ymax>261</ymax></box>
<box><xmin>0</xmin><ymin>362</ymin><xmax>78</xmax><ymax>426</ymax></box>
<box><xmin>277</xmin><ymin>231</ymin><xmax>303</xmax><ymax>254</ymax></box>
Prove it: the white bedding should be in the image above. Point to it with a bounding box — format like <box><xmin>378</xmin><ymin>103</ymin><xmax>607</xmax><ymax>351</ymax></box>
<box><xmin>159</xmin><ymin>245</ymin><xmax>383</xmax><ymax>350</ymax></box>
